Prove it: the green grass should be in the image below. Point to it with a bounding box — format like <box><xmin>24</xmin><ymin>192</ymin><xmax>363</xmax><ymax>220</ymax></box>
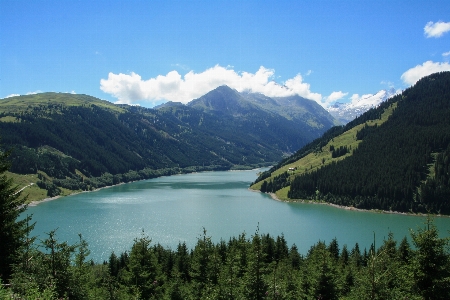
<box><xmin>6</xmin><ymin>172</ymin><xmax>48</xmax><ymax>203</ymax></box>
<box><xmin>251</xmin><ymin>103</ymin><xmax>398</xmax><ymax>198</ymax></box>
<box><xmin>0</xmin><ymin>116</ymin><xmax>19</xmax><ymax>123</ymax></box>
<box><xmin>7</xmin><ymin>171</ymin><xmax>83</xmax><ymax>203</ymax></box>
<box><xmin>0</xmin><ymin>92</ymin><xmax>125</xmax><ymax>114</ymax></box>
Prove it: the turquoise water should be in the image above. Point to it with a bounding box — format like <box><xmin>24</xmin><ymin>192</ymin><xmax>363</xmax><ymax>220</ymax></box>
<box><xmin>25</xmin><ymin>169</ymin><xmax>450</xmax><ymax>262</ymax></box>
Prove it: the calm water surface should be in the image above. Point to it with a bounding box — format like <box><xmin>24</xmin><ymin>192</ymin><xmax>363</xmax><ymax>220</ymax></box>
<box><xmin>25</xmin><ymin>169</ymin><xmax>450</xmax><ymax>262</ymax></box>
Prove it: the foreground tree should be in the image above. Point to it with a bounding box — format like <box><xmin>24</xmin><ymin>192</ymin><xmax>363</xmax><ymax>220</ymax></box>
<box><xmin>410</xmin><ymin>216</ymin><xmax>450</xmax><ymax>300</ymax></box>
<box><xmin>0</xmin><ymin>146</ymin><xmax>34</xmax><ymax>281</ymax></box>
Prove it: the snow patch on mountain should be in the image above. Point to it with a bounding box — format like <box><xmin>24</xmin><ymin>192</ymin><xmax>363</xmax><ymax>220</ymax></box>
<box><xmin>327</xmin><ymin>88</ymin><xmax>397</xmax><ymax>124</ymax></box>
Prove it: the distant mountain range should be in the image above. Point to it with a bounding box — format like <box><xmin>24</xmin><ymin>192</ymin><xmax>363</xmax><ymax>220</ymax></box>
<box><xmin>327</xmin><ymin>88</ymin><xmax>397</xmax><ymax>124</ymax></box>
<box><xmin>252</xmin><ymin>72</ymin><xmax>450</xmax><ymax>215</ymax></box>
<box><xmin>0</xmin><ymin>86</ymin><xmax>336</xmax><ymax>201</ymax></box>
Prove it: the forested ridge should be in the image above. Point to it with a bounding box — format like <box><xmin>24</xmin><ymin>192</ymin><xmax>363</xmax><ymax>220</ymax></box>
<box><xmin>254</xmin><ymin>72</ymin><xmax>450</xmax><ymax>215</ymax></box>
<box><xmin>0</xmin><ymin>90</ymin><xmax>334</xmax><ymax>201</ymax></box>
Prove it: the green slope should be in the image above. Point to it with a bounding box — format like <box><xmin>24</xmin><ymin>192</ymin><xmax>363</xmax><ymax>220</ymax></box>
<box><xmin>0</xmin><ymin>92</ymin><xmax>124</xmax><ymax>114</ymax></box>
<box><xmin>253</xmin><ymin>72</ymin><xmax>450</xmax><ymax>215</ymax></box>
<box><xmin>0</xmin><ymin>90</ymin><xmax>335</xmax><ymax>202</ymax></box>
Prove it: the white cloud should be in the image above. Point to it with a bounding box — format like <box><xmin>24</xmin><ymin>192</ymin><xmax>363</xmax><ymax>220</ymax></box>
<box><xmin>324</xmin><ymin>91</ymin><xmax>348</xmax><ymax>106</ymax></box>
<box><xmin>100</xmin><ymin>65</ymin><xmax>326</xmax><ymax>106</ymax></box>
<box><xmin>443</xmin><ymin>51</ymin><xmax>450</xmax><ymax>57</ymax></box>
<box><xmin>5</xmin><ymin>93</ymin><xmax>20</xmax><ymax>98</ymax></box>
<box><xmin>424</xmin><ymin>21</ymin><xmax>450</xmax><ymax>38</ymax></box>
<box><xmin>26</xmin><ymin>90</ymin><xmax>42</xmax><ymax>95</ymax></box>
<box><xmin>400</xmin><ymin>61</ymin><xmax>450</xmax><ymax>85</ymax></box>
<box><xmin>3</xmin><ymin>91</ymin><xmax>43</xmax><ymax>98</ymax></box>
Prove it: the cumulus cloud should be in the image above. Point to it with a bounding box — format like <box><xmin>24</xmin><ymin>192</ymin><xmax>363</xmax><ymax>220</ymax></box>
<box><xmin>100</xmin><ymin>65</ymin><xmax>325</xmax><ymax>106</ymax></box>
<box><xmin>443</xmin><ymin>51</ymin><xmax>450</xmax><ymax>57</ymax></box>
<box><xmin>5</xmin><ymin>94</ymin><xmax>20</xmax><ymax>98</ymax></box>
<box><xmin>324</xmin><ymin>91</ymin><xmax>348</xmax><ymax>106</ymax></box>
<box><xmin>400</xmin><ymin>61</ymin><xmax>450</xmax><ymax>85</ymax></box>
<box><xmin>424</xmin><ymin>21</ymin><xmax>450</xmax><ymax>38</ymax></box>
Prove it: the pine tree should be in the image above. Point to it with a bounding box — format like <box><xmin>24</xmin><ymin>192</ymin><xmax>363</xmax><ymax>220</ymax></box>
<box><xmin>410</xmin><ymin>216</ymin><xmax>450</xmax><ymax>299</ymax></box>
<box><xmin>244</xmin><ymin>227</ymin><xmax>268</xmax><ymax>300</ymax></box>
<box><xmin>0</xmin><ymin>146</ymin><xmax>34</xmax><ymax>281</ymax></box>
<box><xmin>122</xmin><ymin>230</ymin><xmax>163</xmax><ymax>299</ymax></box>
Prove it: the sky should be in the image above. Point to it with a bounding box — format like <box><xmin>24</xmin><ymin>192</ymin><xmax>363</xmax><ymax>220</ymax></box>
<box><xmin>1</xmin><ymin>0</ymin><xmax>450</xmax><ymax>108</ymax></box>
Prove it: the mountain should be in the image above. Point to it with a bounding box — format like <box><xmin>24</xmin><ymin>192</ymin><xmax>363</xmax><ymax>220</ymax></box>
<box><xmin>251</xmin><ymin>72</ymin><xmax>450</xmax><ymax>215</ymax></box>
<box><xmin>188</xmin><ymin>85</ymin><xmax>337</xmax><ymax>152</ymax></box>
<box><xmin>0</xmin><ymin>88</ymin><xmax>336</xmax><ymax>200</ymax></box>
<box><xmin>327</xmin><ymin>88</ymin><xmax>397</xmax><ymax>124</ymax></box>
<box><xmin>153</xmin><ymin>101</ymin><xmax>185</xmax><ymax>109</ymax></box>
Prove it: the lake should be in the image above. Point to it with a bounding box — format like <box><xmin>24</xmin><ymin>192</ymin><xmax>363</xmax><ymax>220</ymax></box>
<box><xmin>25</xmin><ymin>169</ymin><xmax>450</xmax><ymax>262</ymax></box>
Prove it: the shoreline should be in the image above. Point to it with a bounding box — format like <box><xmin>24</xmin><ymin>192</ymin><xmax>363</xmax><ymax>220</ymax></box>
<box><xmin>255</xmin><ymin>190</ymin><xmax>449</xmax><ymax>218</ymax></box>
<box><xmin>27</xmin><ymin>182</ymin><xmax>126</xmax><ymax>207</ymax></box>
<box><xmin>27</xmin><ymin>167</ymin><xmax>271</xmax><ymax>207</ymax></box>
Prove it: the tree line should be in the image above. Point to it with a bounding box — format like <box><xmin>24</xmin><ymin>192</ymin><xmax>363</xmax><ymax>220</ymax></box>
<box><xmin>2</xmin><ymin>219</ymin><xmax>450</xmax><ymax>299</ymax></box>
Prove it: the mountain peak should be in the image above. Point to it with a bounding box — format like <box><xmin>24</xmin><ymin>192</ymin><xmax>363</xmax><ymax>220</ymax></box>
<box><xmin>327</xmin><ymin>88</ymin><xmax>397</xmax><ymax>124</ymax></box>
<box><xmin>187</xmin><ymin>85</ymin><xmax>251</xmax><ymax>114</ymax></box>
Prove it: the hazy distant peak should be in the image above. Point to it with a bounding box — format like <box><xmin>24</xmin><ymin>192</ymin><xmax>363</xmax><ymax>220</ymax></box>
<box><xmin>327</xmin><ymin>88</ymin><xmax>397</xmax><ymax>124</ymax></box>
<box><xmin>154</xmin><ymin>101</ymin><xmax>185</xmax><ymax>109</ymax></box>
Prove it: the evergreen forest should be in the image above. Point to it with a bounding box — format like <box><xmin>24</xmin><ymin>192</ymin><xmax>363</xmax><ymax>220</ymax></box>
<box><xmin>254</xmin><ymin>72</ymin><xmax>450</xmax><ymax>215</ymax></box>
<box><xmin>0</xmin><ymin>88</ymin><xmax>334</xmax><ymax>202</ymax></box>
<box><xmin>2</xmin><ymin>216</ymin><xmax>450</xmax><ymax>299</ymax></box>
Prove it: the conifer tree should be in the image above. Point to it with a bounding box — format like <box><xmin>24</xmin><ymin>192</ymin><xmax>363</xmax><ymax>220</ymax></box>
<box><xmin>122</xmin><ymin>231</ymin><xmax>163</xmax><ymax>299</ymax></box>
<box><xmin>410</xmin><ymin>216</ymin><xmax>450</xmax><ymax>299</ymax></box>
<box><xmin>244</xmin><ymin>227</ymin><xmax>268</xmax><ymax>299</ymax></box>
<box><xmin>0</xmin><ymin>146</ymin><xmax>34</xmax><ymax>281</ymax></box>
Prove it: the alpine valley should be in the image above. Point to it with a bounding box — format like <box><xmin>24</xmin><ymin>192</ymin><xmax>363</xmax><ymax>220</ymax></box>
<box><xmin>251</xmin><ymin>72</ymin><xmax>450</xmax><ymax>215</ymax></box>
<box><xmin>0</xmin><ymin>85</ymin><xmax>337</xmax><ymax>202</ymax></box>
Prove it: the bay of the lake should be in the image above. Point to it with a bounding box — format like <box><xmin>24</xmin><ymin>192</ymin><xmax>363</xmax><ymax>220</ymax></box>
<box><xmin>25</xmin><ymin>169</ymin><xmax>450</xmax><ymax>263</ymax></box>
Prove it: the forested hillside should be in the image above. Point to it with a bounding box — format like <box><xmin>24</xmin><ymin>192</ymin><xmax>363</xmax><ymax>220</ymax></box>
<box><xmin>0</xmin><ymin>89</ymin><xmax>334</xmax><ymax>201</ymax></box>
<box><xmin>253</xmin><ymin>72</ymin><xmax>450</xmax><ymax>215</ymax></box>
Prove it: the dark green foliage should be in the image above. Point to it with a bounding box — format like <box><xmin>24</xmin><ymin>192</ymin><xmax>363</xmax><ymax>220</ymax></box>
<box><xmin>0</xmin><ymin>146</ymin><xmax>34</xmax><ymax>281</ymax></box>
<box><xmin>4</xmin><ymin>217</ymin><xmax>450</xmax><ymax>299</ymax></box>
<box><xmin>410</xmin><ymin>217</ymin><xmax>450</xmax><ymax>299</ymax></box>
<box><xmin>330</xmin><ymin>145</ymin><xmax>349</xmax><ymax>158</ymax></box>
<box><xmin>260</xmin><ymin>171</ymin><xmax>290</xmax><ymax>193</ymax></box>
<box><xmin>419</xmin><ymin>143</ymin><xmax>450</xmax><ymax>214</ymax></box>
<box><xmin>288</xmin><ymin>72</ymin><xmax>450</xmax><ymax>214</ymax></box>
<box><xmin>9</xmin><ymin>146</ymin><xmax>79</xmax><ymax>178</ymax></box>
<box><xmin>36</xmin><ymin>180</ymin><xmax>61</xmax><ymax>197</ymax></box>
<box><xmin>120</xmin><ymin>231</ymin><xmax>164</xmax><ymax>299</ymax></box>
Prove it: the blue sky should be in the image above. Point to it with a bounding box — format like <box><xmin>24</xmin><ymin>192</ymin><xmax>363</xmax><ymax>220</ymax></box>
<box><xmin>1</xmin><ymin>0</ymin><xmax>450</xmax><ymax>108</ymax></box>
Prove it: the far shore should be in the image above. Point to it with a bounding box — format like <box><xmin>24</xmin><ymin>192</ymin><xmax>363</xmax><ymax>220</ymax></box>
<box><xmin>247</xmin><ymin>188</ymin><xmax>449</xmax><ymax>218</ymax></box>
<box><xmin>28</xmin><ymin>171</ymin><xmax>447</xmax><ymax>218</ymax></box>
<box><xmin>27</xmin><ymin>182</ymin><xmax>126</xmax><ymax>207</ymax></box>
<box><xmin>26</xmin><ymin>167</ymin><xmax>271</xmax><ymax>207</ymax></box>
